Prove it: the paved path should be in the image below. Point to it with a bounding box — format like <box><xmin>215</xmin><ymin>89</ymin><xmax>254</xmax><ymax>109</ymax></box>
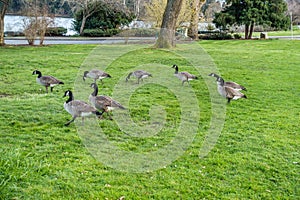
<box><xmin>4</xmin><ymin>35</ymin><xmax>299</xmax><ymax>45</ymax></box>
<box><xmin>4</xmin><ymin>37</ymin><xmax>157</xmax><ymax>45</ymax></box>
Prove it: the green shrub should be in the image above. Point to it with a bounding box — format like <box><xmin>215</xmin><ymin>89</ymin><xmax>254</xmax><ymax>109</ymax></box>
<box><xmin>199</xmin><ymin>32</ymin><xmax>233</xmax><ymax>40</ymax></box>
<box><xmin>82</xmin><ymin>29</ymin><xmax>120</xmax><ymax>37</ymax></box>
<box><xmin>4</xmin><ymin>31</ymin><xmax>25</xmax><ymax>37</ymax></box>
<box><xmin>73</xmin><ymin>1</ymin><xmax>135</xmax><ymax>35</ymax></box>
<box><xmin>45</xmin><ymin>27</ymin><xmax>67</xmax><ymax>36</ymax></box>
<box><xmin>233</xmin><ymin>33</ymin><xmax>242</xmax><ymax>39</ymax></box>
<box><xmin>118</xmin><ymin>28</ymin><xmax>158</xmax><ymax>37</ymax></box>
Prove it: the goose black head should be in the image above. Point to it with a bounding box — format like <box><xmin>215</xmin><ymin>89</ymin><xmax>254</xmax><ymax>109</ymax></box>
<box><xmin>208</xmin><ymin>73</ymin><xmax>220</xmax><ymax>78</ymax></box>
<box><xmin>216</xmin><ymin>77</ymin><xmax>225</xmax><ymax>85</ymax></box>
<box><xmin>32</xmin><ymin>70</ymin><xmax>41</xmax><ymax>75</ymax></box>
<box><xmin>172</xmin><ymin>64</ymin><xmax>178</xmax><ymax>69</ymax></box>
<box><xmin>83</xmin><ymin>71</ymin><xmax>89</xmax><ymax>81</ymax></box>
<box><xmin>90</xmin><ymin>83</ymin><xmax>98</xmax><ymax>89</ymax></box>
<box><xmin>63</xmin><ymin>90</ymin><xmax>72</xmax><ymax>98</ymax></box>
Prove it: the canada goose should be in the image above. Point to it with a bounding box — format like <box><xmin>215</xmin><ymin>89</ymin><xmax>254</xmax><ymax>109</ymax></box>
<box><xmin>32</xmin><ymin>70</ymin><xmax>64</xmax><ymax>93</ymax></box>
<box><xmin>89</xmin><ymin>83</ymin><xmax>125</xmax><ymax>119</ymax></box>
<box><xmin>63</xmin><ymin>90</ymin><xmax>102</xmax><ymax>126</ymax></box>
<box><xmin>172</xmin><ymin>64</ymin><xmax>198</xmax><ymax>86</ymax></box>
<box><xmin>125</xmin><ymin>70</ymin><xmax>152</xmax><ymax>84</ymax></box>
<box><xmin>208</xmin><ymin>73</ymin><xmax>246</xmax><ymax>91</ymax></box>
<box><xmin>211</xmin><ymin>75</ymin><xmax>247</xmax><ymax>103</ymax></box>
<box><xmin>83</xmin><ymin>69</ymin><xmax>111</xmax><ymax>83</ymax></box>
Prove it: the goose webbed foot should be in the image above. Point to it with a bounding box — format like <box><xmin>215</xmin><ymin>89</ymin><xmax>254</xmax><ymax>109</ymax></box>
<box><xmin>65</xmin><ymin>117</ymin><xmax>75</xmax><ymax>126</ymax></box>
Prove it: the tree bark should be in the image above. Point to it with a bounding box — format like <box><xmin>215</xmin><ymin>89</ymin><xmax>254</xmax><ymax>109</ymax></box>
<box><xmin>155</xmin><ymin>0</ymin><xmax>183</xmax><ymax>48</ymax></box>
<box><xmin>39</xmin><ymin>24</ymin><xmax>46</xmax><ymax>45</ymax></box>
<box><xmin>134</xmin><ymin>0</ymin><xmax>140</xmax><ymax>19</ymax></box>
<box><xmin>0</xmin><ymin>0</ymin><xmax>9</xmax><ymax>46</ymax></box>
<box><xmin>79</xmin><ymin>4</ymin><xmax>99</xmax><ymax>36</ymax></box>
<box><xmin>249</xmin><ymin>22</ymin><xmax>254</xmax><ymax>39</ymax></box>
<box><xmin>188</xmin><ymin>0</ymin><xmax>204</xmax><ymax>40</ymax></box>
<box><xmin>244</xmin><ymin>24</ymin><xmax>249</xmax><ymax>39</ymax></box>
<box><xmin>80</xmin><ymin>15</ymin><xmax>87</xmax><ymax>35</ymax></box>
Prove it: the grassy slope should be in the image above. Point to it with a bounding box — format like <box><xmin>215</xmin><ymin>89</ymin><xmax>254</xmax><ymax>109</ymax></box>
<box><xmin>252</xmin><ymin>28</ymin><xmax>300</xmax><ymax>37</ymax></box>
<box><xmin>0</xmin><ymin>40</ymin><xmax>299</xmax><ymax>199</ymax></box>
<box><xmin>199</xmin><ymin>39</ymin><xmax>300</xmax><ymax>199</ymax></box>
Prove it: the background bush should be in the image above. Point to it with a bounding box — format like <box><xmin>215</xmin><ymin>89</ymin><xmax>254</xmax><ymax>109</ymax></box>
<box><xmin>117</xmin><ymin>28</ymin><xmax>158</xmax><ymax>37</ymax></box>
<box><xmin>4</xmin><ymin>31</ymin><xmax>25</xmax><ymax>37</ymax></box>
<box><xmin>199</xmin><ymin>32</ymin><xmax>233</xmax><ymax>40</ymax></box>
<box><xmin>45</xmin><ymin>27</ymin><xmax>67</xmax><ymax>36</ymax></box>
<box><xmin>82</xmin><ymin>29</ymin><xmax>120</xmax><ymax>37</ymax></box>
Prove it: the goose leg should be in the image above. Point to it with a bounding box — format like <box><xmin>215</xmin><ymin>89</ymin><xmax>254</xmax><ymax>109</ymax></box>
<box><xmin>101</xmin><ymin>108</ymin><xmax>111</xmax><ymax>120</ymax></box>
<box><xmin>65</xmin><ymin>116</ymin><xmax>76</xmax><ymax>126</ymax></box>
<box><xmin>227</xmin><ymin>98</ymin><xmax>231</xmax><ymax>103</ymax></box>
<box><xmin>107</xmin><ymin>112</ymin><xmax>113</xmax><ymax>120</ymax></box>
<box><xmin>45</xmin><ymin>86</ymin><xmax>48</xmax><ymax>93</ymax></box>
<box><xmin>97</xmin><ymin>112</ymin><xmax>104</xmax><ymax>119</ymax></box>
<box><xmin>98</xmin><ymin>110</ymin><xmax>105</xmax><ymax>120</ymax></box>
<box><xmin>50</xmin><ymin>87</ymin><xmax>54</xmax><ymax>92</ymax></box>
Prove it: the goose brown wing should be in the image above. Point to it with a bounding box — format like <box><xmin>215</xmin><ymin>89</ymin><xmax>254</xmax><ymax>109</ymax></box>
<box><xmin>181</xmin><ymin>72</ymin><xmax>197</xmax><ymax>79</ymax></box>
<box><xmin>70</xmin><ymin>100</ymin><xmax>96</xmax><ymax>113</ymax></box>
<box><xmin>225</xmin><ymin>81</ymin><xmax>246</xmax><ymax>91</ymax></box>
<box><xmin>224</xmin><ymin>86</ymin><xmax>244</xmax><ymax>98</ymax></box>
<box><xmin>93</xmin><ymin>95</ymin><xmax>112</xmax><ymax>110</ymax></box>
<box><xmin>179</xmin><ymin>72</ymin><xmax>189</xmax><ymax>79</ymax></box>
<box><xmin>107</xmin><ymin>97</ymin><xmax>125</xmax><ymax>109</ymax></box>
<box><xmin>91</xmin><ymin>69</ymin><xmax>111</xmax><ymax>78</ymax></box>
<box><xmin>138</xmin><ymin>70</ymin><xmax>150</xmax><ymax>75</ymax></box>
<box><xmin>96</xmin><ymin>95</ymin><xmax>125</xmax><ymax>109</ymax></box>
<box><xmin>40</xmin><ymin>75</ymin><xmax>63</xmax><ymax>85</ymax></box>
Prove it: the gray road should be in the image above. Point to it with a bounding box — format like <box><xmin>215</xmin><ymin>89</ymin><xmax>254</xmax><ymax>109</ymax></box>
<box><xmin>3</xmin><ymin>35</ymin><xmax>299</xmax><ymax>45</ymax></box>
<box><xmin>4</xmin><ymin>37</ymin><xmax>157</xmax><ymax>45</ymax></box>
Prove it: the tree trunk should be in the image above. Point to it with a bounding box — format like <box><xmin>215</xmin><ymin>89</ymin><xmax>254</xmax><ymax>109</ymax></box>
<box><xmin>188</xmin><ymin>0</ymin><xmax>204</xmax><ymax>40</ymax></box>
<box><xmin>39</xmin><ymin>28</ymin><xmax>46</xmax><ymax>45</ymax></box>
<box><xmin>249</xmin><ymin>22</ymin><xmax>254</xmax><ymax>39</ymax></box>
<box><xmin>244</xmin><ymin>24</ymin><xmax>249</xmax><ymax>39</ymax></box>
<box><xmin>0</xmin><ymin>0</ymin><xmax>9</xmax><ymax>46</ymax></box>
<box><xmin>79</xmin><ymin>8</ymin><xmax>96</xmax><ymax>36</ymax></box>
<box><xmin>155</xmin><ymin>0</ymin><xmax>184</xmax><ymax>48</ymax></box>
<box><xmin>0</xmin><ymin>16</ymin><xmax>4</xmax><ymax>46</ymax></box>
<box><xmin>134</xmin><ymin>0</ymin><xmax>140</xmax><ymax>19</ymax></box>
<box><xmin>80</xmin><ymin>16</ymin><xmax>87</xmax><ymax>36</ymax></box>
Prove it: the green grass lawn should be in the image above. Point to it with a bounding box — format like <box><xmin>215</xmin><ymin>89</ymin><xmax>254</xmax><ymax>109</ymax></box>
<box><xmin>251</xmin><ymin>26</ymin><xmax>300</xmax><ymax>37</ymax></box>
<box><xmin>0</xmin><ymin>40</ymin><xmax>299</xmax><ymax>199</ymax></box>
